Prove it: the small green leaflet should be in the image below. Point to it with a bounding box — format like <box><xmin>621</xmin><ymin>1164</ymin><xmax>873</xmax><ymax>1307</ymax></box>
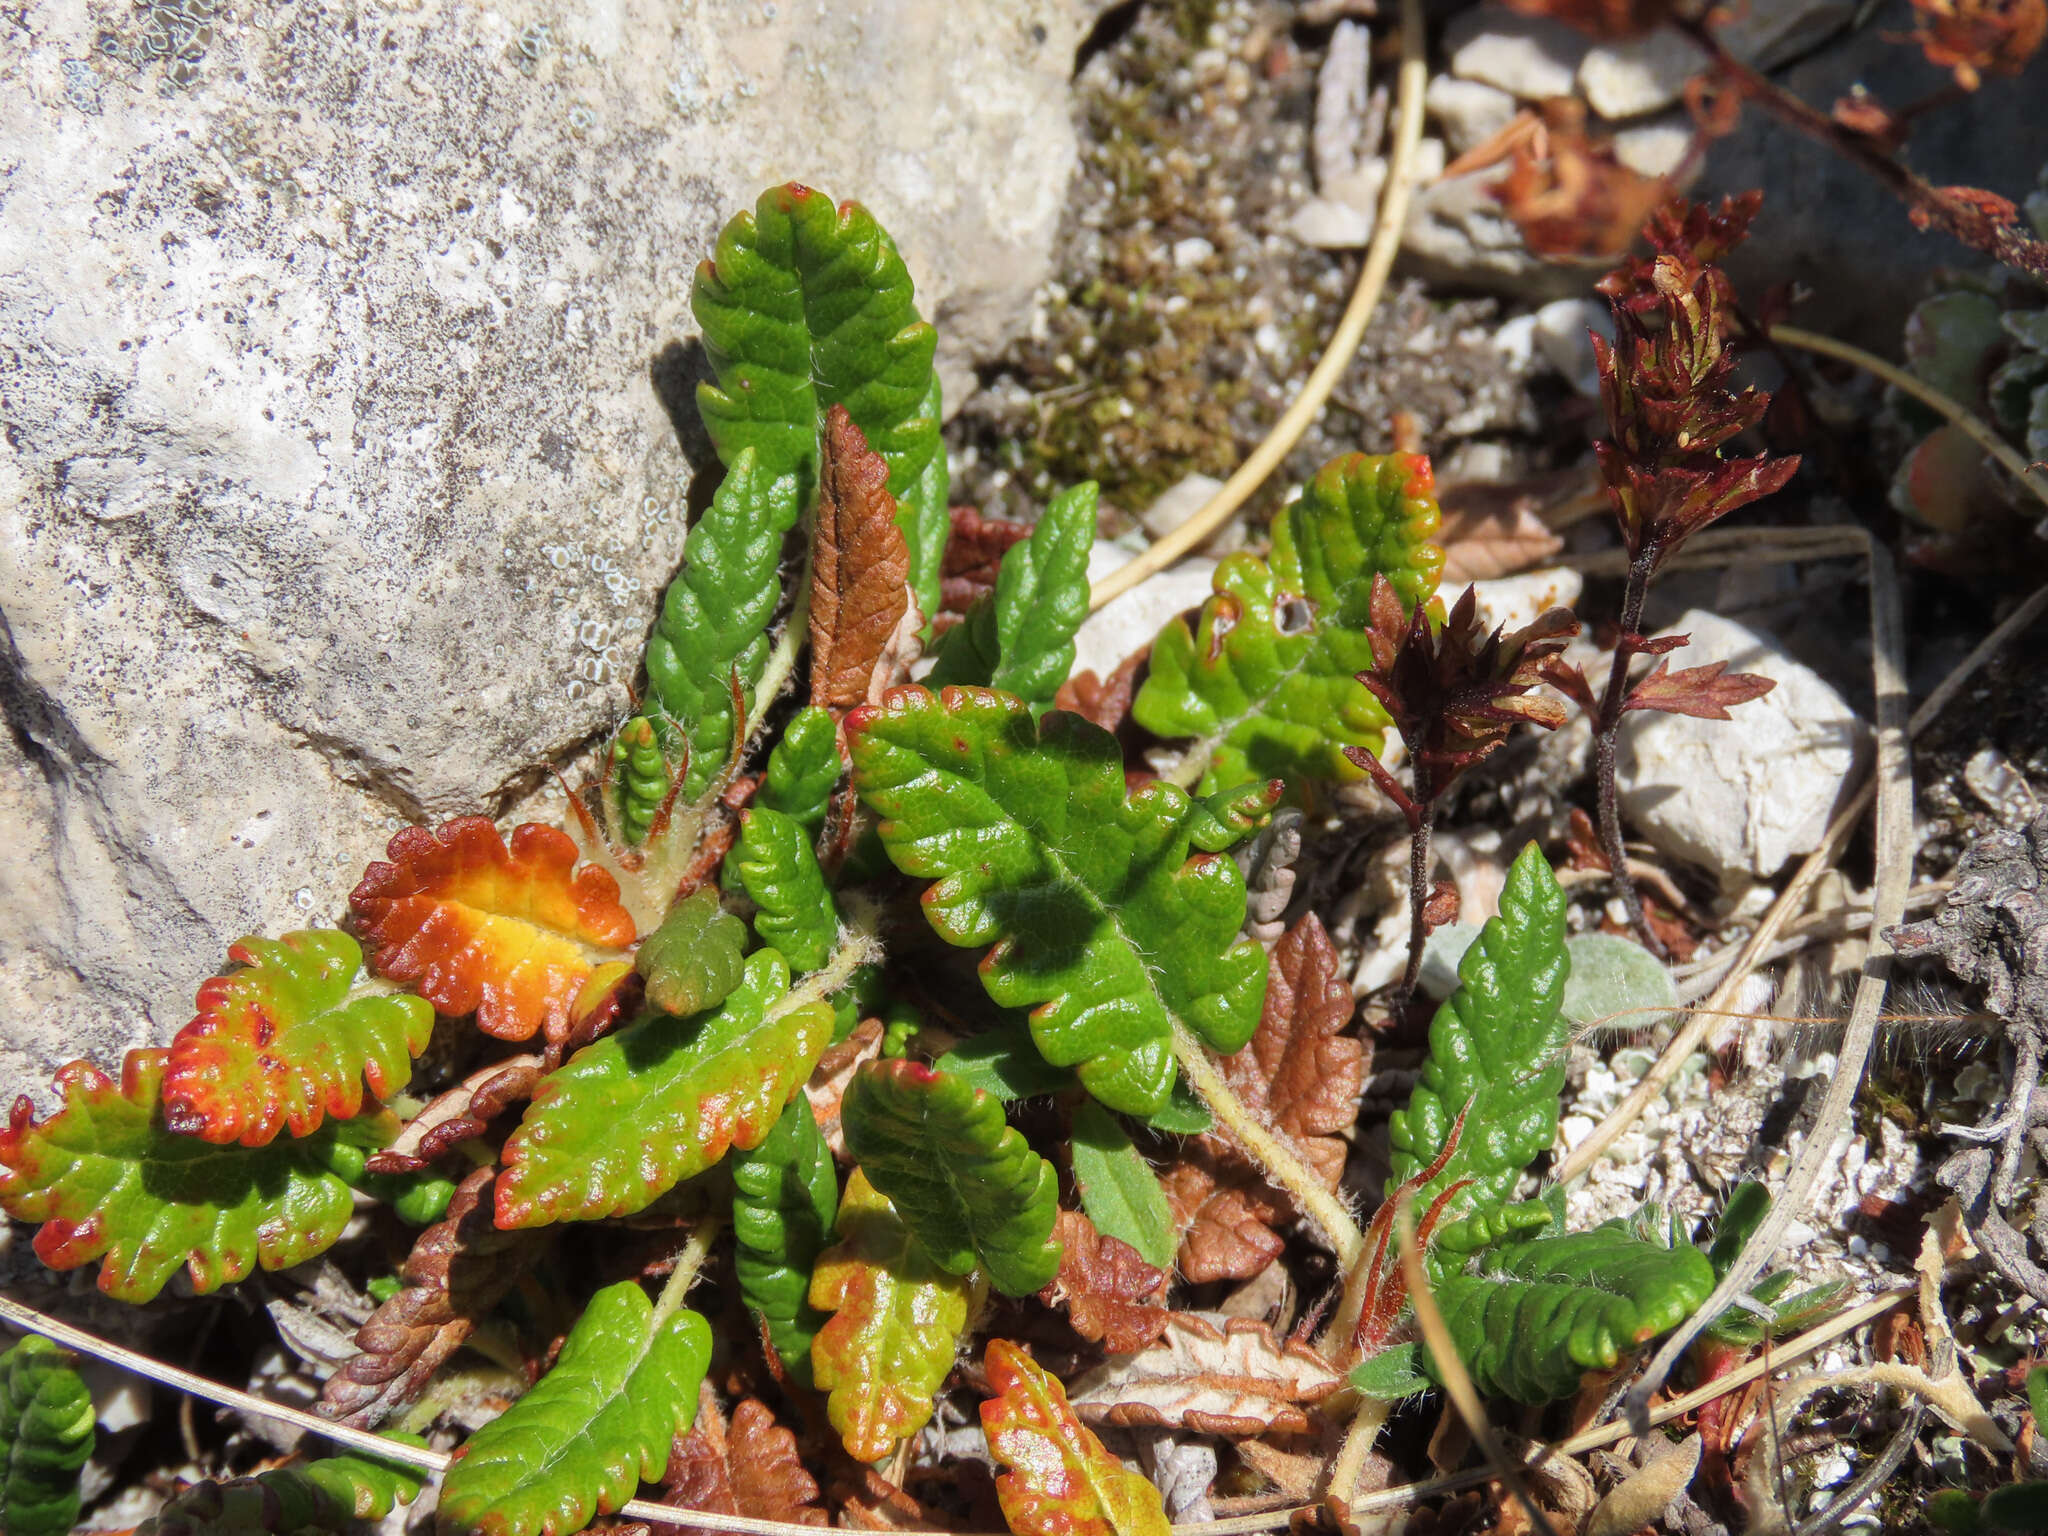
<box><xmin>1131</xmin><ymin>452</ymin><xmax>1443</xmax><ymax>794</ymax></box>
<box><xmin>0</xmin><ymin>1337</ymin><xmax>94</xmax><ymax>1536</ymax></box>
<box><xmin>733</xmin><ymin>1096</ymin><xmax>839</xmax><ymax>1382</ymax></box>
<box><xmin>635</xmin><ymin>888</ymin><xmax>748</xmax><ymax>1017</ymax></box>
<box><xmin>730</xmin><ymin>807</ymin><xmax>838</xmax><ymax>973</ymax></box>
<box><xmin>496</xmin><ymin>950</ymin><xmax>836</xmax><ymax>1228</ymax></box>
<box><xmin>1068</xmin><ymin>1101</ymin><xmax>1176</xmax><ymax>1269</ymax></box>
<box><xmin>935</xmin><ymin>1024</ymin><xmax>1074</xmax><ymax>1102</ymax></box>
<box><xmin>631</xmin><ymin>448</ymin><xmax>800</xmax><ymax>811</ymax></box>
<box><xmin>437</xmin><ymin>1282</ymin><xmax>709</xmax><ymax>1536</ymax></box>
<box><xmin>1388</xmin><ymin>841</ymin><xmax>1569</xmax><ymax>1233</ymax></box>
<box><xmin>140</xmin><ymin>1442</ymin><xmax>428</xmax><ymax>1536</ymax></box>
<box><xmin>693</xmin><ymin>184</ymin><xmax>949</xmax><ymax>625</ymax></box>
<box><xmin>847</xmin><ymin>686</ymin><xmax>1277</xmax><ymax>1116</ymax></box>
<box><xmin>758</xmin><ymin>705</ymin><xmax>841</xmax><ymax>831</ymax></box>
<box><xmin>1427</xmin><ymin>1223</ymin><xmax>1715</xmax><ymax>1404</ymax></box>
<box><xmin>927</xmin><ymin>481</ymin><xmax>1097</xmax><ymax>708</ymax></box>
<box><xmin>842</xmin><ymin>1060</ymin><xmax>1062</xmax><ymax>1297</ymax></box>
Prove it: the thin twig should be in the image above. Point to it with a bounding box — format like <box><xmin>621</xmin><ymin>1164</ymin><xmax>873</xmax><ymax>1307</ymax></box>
<box><xmin>1772</xmin><ymin>325</ymin><xmax>2048</xmax><ymax>512</ymax></box>
<box><xmin>1087</xmin><ymin>0</ymin><xmax>1428</xmax><ymax>612</ymax></box>
<box><xmin>1623</xmin><ymin>539</ymin><xmax>1912</xmax><ymax>1431</ymax></box>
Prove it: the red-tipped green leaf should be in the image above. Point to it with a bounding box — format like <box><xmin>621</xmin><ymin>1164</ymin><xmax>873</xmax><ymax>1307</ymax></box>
<box><xmin>979</xmin><ymin>1339</ymin><xmax>1171</xmax><ymax>1536</ymax></box>
<box><xmin>163</xmin><ymin>930</ymin><xmax>433</xmax><ymax>1147</ymax></box>
<box><xmin>846</xmin><ymin>686</ymin><xmax>1275</xmax><ymax>1117</ymax></box>
<box><xmin>808</xmin><ymin>1169</ymin><xmax>975</xmax><ymax>1463</ymax></box>
<box><xmin>495</xmin><ymin>950</ymin><xmax>835</xmax><ymax>1228</ymax></box>
<box><xmin>0</xmin><ymin>1050</ymin><xmax>387</xmax><ymax>1303</ymax></box>
<box><xmin>350</xmin><ymin>818</ymin><xmax>636</xmax><ymax>1047</ymax></box>
<box><xmin>842</xmin><ymin>1061</ymin><xmax>1061</xmax><ymax>1297</ymax></box>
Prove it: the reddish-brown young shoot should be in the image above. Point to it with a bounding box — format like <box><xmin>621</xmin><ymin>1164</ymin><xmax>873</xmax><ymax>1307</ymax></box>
<box><xmin>1543</xmin><ymin>195</ymin><xmax>1790</xmax><ymax>952</ymax></box>
<box><xmin>1345</xmin><ymin>576</ymin><xmax>1578</xmax><ymax>997</ymax></box>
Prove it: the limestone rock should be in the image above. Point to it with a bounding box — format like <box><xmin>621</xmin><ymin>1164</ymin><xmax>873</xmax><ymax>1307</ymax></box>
<box><xmin>1616</xmin><ymin>609</ymin><xmax>1871</xmax><ymax>890</ymax></box>
<box><xmin>1426</xmin><ymin>75</ymin><xmax>1518</xmax><ymax>159</ymax></box>
<box><xmin>0</xmin><ymin>0</ymin><xmax>1111</xmax><ymax>1103</ymax></box>
<box><xmin>1445</xmin><ymin>4</ymin><xmax>1589</xmax><ymax>100</ymax></box>
<box><xmin>1578</xmin><ymin>3</ymin><xmax>1853</xmax><ymax>121</ymax></box>
<box><xmin>1070</xmin><ymin>544</ymin><xmax>1216</xmax><ymax>683</ymax></box>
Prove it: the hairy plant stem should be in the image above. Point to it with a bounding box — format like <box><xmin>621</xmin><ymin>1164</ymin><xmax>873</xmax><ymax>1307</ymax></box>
<box><xmin>652</xmin><ymin>1215</ymin><xmax>721</xmax><ymax>1328</ymax></box>
<box><xmin>1322</xmin><ymin>1397</ymin><xmax>1393</xmax><ymax>1511</ymax></box>
<box><xmin>1676</xmin><ymin>21</ymin><xmax>2048</xmax><ymax>287</ymax></box>
<box><xmin>1591</xmin><ymin>544</ymin><xmax>1662</xmax><ymax>956</ymax></box>
<box><xmin>1397</xmin><ymin>761</ymin><xmax>1435</xmax><ymax>1000</ymax></box>
<box><xmin>1169</xmin><ymin>1021</ymin><xmax>1364</xmax><ymax>1267</ymax></box>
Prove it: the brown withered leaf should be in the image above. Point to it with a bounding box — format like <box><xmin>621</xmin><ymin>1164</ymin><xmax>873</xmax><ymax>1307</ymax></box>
<box><xmin>1623</xmin><ymin>657</ymin><xmax>1777</xmax><ymax>720</ymax></box>
<box><xmin>939</xmin><ymin>506</ymin><xmax>1034</xmax><ymax>632</ymax></box>
<box><xmin>831</xmin><ymin>1465</ymin><xmax>943</xmax><ymax>1532</ymax></box>
<box><xmin>1494</xmin><ymin>99</ymin><xmax>1677</xmax><ymax>262</ymax></box>
<box><xmin>805</xmin><ymin>1016</ymin><xmax>885</xmax><ymax>1158</ymax></box>
<box><xmin>1055</xmin><ymin>649</ymin><xmax>1148</xmax><ymax>733</ymax></box>
<box><xmin>365</xmin><ymin>1055</ymin><xmax>544</xmax><ymax>1174</ymax></box>
<box><xmin>810</xmin><ymin>407</ymin><xmax>911</xmax><ymax>712</ymax></box>
<box><xmin>1064</xmin><ymin>1313</ymin><xmax>1341</xmax><ymax>1437</ymax></box>
<box><xmin>1040</xmin><ymin>1210</ymin><xmax>1172</xmax><ymax>1353</ymax></box>
<box><xmin>661</xmin><ymin>1392</ymin><xmax>825</xmax><ymax>1536</ymax></box>
<box><xmin>318</xmin><ymin>1167</ymin><xmax>543</xmax><ymax>1427</ymax></box>
<box><xmin>1161</xmin><ymin>914</ymin><xmax>1365</xmax><ymax>1282</ymax></box>
<box><xmin>1433</xmin><ymin>489</ymin><xmax>1567</xmax><ymax>584</ymax></box>
<box><xmin>1160</xmin><ymin>1160</ymin><xmax>1287</xmax><ymax>1284</ymax></box>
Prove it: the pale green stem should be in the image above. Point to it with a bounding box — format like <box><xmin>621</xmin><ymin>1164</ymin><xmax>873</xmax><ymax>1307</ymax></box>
<box><xmin>747</xmin><ymin>587</ymin><xmax>811</xmax><ymax>753</ymax></box>
<box><xmin>1169</xmin><ymin>1021</ymin><xmax>1364</xmax><ymax>1267</ymax></box>
<box><xmin>652</xmin><ymin>1215</ymin><xmax>722</xmax><ymax>1328</ymax></box>
<box><xmin>1323</xmin><ymin>1397</ymin><xmax>1393</xmax><ymax>1508</ymax></box>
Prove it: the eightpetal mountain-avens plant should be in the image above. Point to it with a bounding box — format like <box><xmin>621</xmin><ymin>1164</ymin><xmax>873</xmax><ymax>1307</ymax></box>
<box><xmin>0</xmin><ymin>184</ymin><xmax>1756</xmax><ymax>1536</ymax></box>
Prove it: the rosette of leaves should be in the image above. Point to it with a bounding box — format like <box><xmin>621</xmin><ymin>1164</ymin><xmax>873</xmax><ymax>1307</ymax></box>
<box><xmin>0</xmin><ymin>1337</ymin><xmax>94</xmax><ymax>1536</ymax></box>
<box><xmin>1130</xmin><ymin>451</ymin><xmax>1444</xmax><ymax>794</ymax></box>
<box><xmin>847</xmin><ymin>685</ymin><xmax>1278</xmax><ymax>1116</ymax></box>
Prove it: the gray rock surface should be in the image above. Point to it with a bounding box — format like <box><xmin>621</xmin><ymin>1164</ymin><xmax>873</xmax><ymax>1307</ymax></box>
<box><xmin>0</xmin><ymin>0</ymin><xmax>1110</xmax><ymax>1102</ymax></box>
<box><xmin>1616</xmin><ymin>609</ymin><xmax>1871</xmax><ymax>892</ymax></box>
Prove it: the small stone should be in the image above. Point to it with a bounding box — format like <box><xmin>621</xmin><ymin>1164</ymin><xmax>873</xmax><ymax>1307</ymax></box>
<box><xmin>1532</xmin><ymin>297</ymin><xmax>1612</xmax><ymax>395</ymax></box>
<box><xmin>1616</xmin><ymin>609</ymin><xmax>1871</xmax><ymax>889</ymax></box>
<box><xmin>1577</xmin><ymin>30</ymin><xmax>1707</xmax><ymax>120</ymax></box>
<box><xmin>1172</xmin><ymin>236</ymin><xmax>1215</xmax><ymax>269</ymax></box>
<box><xmin>1466</xmin><ymin>566</ymin><xmax>1584</xmax><ymax>635</ymax></box>
<box><xmin>1289</xmin><ymin>193</ymin><xmax>1378</xmax><ymax>250</ymax></box>
<box><xmin>1445</xmin><ymin>3</ymin><xmax>1589</xmax><ymax>100</ymax></box>
<box><xmin>1612</xmin><ymin>120</ymin><xmax>1695</xmax><ymax>179</ymax></box>
<box><xmin>1139</xmin><ymin>473</ymin><xmax>1226</xmax><ymax>540</ymax></box>
<box><xmin>1070</xmin><ymin>542</ymin><xmax>1217</xmax><ymax>681</ymax></box>
<box><xmin>1425</xmin><ymin>74</ymin><xmax>1518</xmax><ymax>157</ymax></box>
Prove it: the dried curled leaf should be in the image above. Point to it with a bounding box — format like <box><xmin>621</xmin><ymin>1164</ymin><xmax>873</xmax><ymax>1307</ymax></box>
<box><xmin>808</xmin><ymin>1170</ymin><xmax>975</xmax><ymax>1463</ymax></box>
<box><xmin>730</xmin><ymin>808</ymin><xmax>838</xmax><ymax>974</ymax></box>
<box><xmin>1040</xmin><ymin>1210</ymin><xmax>1172</xmax><ymax>1354</ymax></box>
<box><xmin>939</xmin><ymin>505</ymin><xmax>1034</xmax><ymax>629</ymax></box>
<box><xmin>848</xmin><ymin>686</ymin><xmax>1278</xmax><ymax>1116</ymax></box>
<box><xmin>1065</xmin><ymin>1313</ymin><xmax>1342</xmax><ymax>1437</ymax></box>
<box><xmin>1160</xmin><ymin>913</ymin><xmax>1364</xmax><ymax>1283</ymax></box>
<box><xmin>1430</xmin><ymin>1222</ymin><xmax>1716</xmax><ymax>1403</ymax></box>
<box><xmin>1389</xmin><ymin>841</ymin><xmax>1569</xmax><ymax>1231</ymax></box>
<box><xmin>927</xmin><ymin>481</ymin><xmax>1097</xmax><ymax>709</ymax></box>
<box><xmin>437</xmin><ymin>1281</ymin><xmax>709</xmax><ymax>1536</ymax></box>
<box><xmin>732</xmin><ymin>1096</ymin><xmax>839</xmax><ymax>1380</ymax></box>
<box><xmin>140</xmin><ymin>1445</ymin><xmax>426</xmax><ymax>1536</ymax></box>
<box><xmin>162</xmin><ymin>930</ymin><xmax>433</xmax><ymax>1147</ymax></box>
<box><xmin>694</xmin><ymin>183</ymin><xmax>948</xmax><ymax>625</ymax></box>
<box><xmin>661</xmin><ymin>1396</ymin><xmax>825</xmax><ymax>1536</ymax></box>
<box><xmin>1131</xmin><ymin>452</ymin><xmax>1443</xmax><ymax>794</ymax></box>
<box><xmin>811</xmin><ymin>407</ymin><xmax>913</xmax><ymax>712</ymax></box>
<box><xmin>320</xmin><ymin>1168</ymin><xmax>542</xmax><ymax>1428</ymax></box>
<box><xmin>497</xmin><ymin>950</ymin><xmax>836</xmax><ymax>1228</ymax></box>
<box><xmin>842</xmin><ymin>1060</ymin><xmax>1061</xmax><ymax>1297</ymax></box>
<box><xmin>350</xmin><ymin>818</ymin><xmax>636</xmax><ymax>1047</ymax></box>
<box><xmin>980</xmin><ymin>1340</ymin><xmax>1171</xmax><ymax>1536</ymax></box>
<box><xmin>0</xmin><ymin>1336</ymin><xmax>94</xmax><ymax>1536</ymax></box>
<box><xmin>0</xmin><ymin>1050</ymin><xmax>386</xmax><ymax>1303</ymax></box>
